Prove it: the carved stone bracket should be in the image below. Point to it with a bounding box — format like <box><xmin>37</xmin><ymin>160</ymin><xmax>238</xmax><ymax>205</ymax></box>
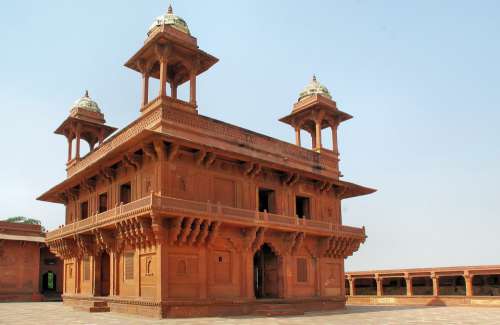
<box><xmin>319</xmin><ymin>235</ymin><xmax>362</xmax><ymax>258</ymax></box>
<box><xmin>93</xmin><ymin>228</ymin><xmax>116</xmax><ymax>253</ymax></box>
<box><xmin>281</xmin><ymin>172</ymin><xmax>300</xmax><ymax>187</ymax></box>
<box><xmin>243</xmin><ymin>162</ymin><xmax>262</xmax><ymax>179</ymax></box>
<box><xmin>169</xmin><ymin>217</ymin><xmax>221</xmax><ymax>247</ymax></box>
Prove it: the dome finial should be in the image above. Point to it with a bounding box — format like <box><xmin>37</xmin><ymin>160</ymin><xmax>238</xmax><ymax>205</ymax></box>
<box><xmin>84</xmin><ymin>90</ymin><xmax>89</xmax><ymax>97</ymax></box>
<box><xmin>312</xmin><ymin>74</ymin><xmax>317</xmax><ymax>82</ymax></box>
<box><xmin>168</xmin><ymin>3</ymin><xmax>173</xmax><ymax>14</ymax></box>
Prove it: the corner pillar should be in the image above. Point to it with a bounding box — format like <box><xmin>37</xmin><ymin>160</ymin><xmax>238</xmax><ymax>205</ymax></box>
<box><xmin>67</xmin><ymin>135</ymin><xmax>73</xmax><ymax>162</ymax></box>
<box><xmin>151</xmin><ymin>214</ymin><xmax>166</xmax><ymax>301</ymax></box>
<box><xmin>142</xmin><ymin>71</ymin><xmax>150</xmax><ymax>106</ymax></box>
<box><xmin>75</xmin><ymin>125</ymin><xmax>81</xmax><ymax>159</ymax></box>
<box><xmin>295</xmin><ymin>126</ymin><xmax>301</xmax><ymax>146</ymax></box>
<box><xmin>189</xmin><ymin>70</ymin><xmax>197</xmax><ymax>106</ymax></box>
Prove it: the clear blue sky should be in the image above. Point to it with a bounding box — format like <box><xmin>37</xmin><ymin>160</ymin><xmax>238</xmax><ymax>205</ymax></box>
<box><xmin>1</xmin><ymin>1</ymin><xmax>499</xmax><ymax>271</ymax></box>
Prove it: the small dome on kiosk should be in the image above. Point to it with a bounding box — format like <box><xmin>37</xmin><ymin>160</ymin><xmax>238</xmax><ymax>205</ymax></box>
<box><xmin>148</xmin><ymin>5</ymin><xmax>190</xmax><ymax>36</ymax></box>
<box><xmin>70</xmin><ymin>90</ymin><xmax>101</xmax><ymax>113</ymax></box>
<box><xmin>298</xmin><ymin>75</ymin><xmax>332</xmax><ymax>102</ymax></box>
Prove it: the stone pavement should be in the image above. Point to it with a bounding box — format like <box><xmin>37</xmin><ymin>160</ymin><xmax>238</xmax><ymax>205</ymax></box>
<box><xmin>1</xmin><ymin>302</ymin><xmax>500</xmax><ymax>325</ymax></box>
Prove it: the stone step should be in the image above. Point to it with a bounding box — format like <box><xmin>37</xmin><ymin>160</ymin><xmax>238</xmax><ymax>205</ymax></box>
<box><xmin>72</xmin><ymin>300</ymin><xmax>110</xmax><ymax>313</ymax></box>
<box><xmin>253</xmin><ymin>304</ymin><xmax>304</xmax><ymax>317</ymax></box>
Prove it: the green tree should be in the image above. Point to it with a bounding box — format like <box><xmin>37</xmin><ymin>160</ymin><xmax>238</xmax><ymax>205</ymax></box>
<box><xmin>3</xmin><ymin>216</ymin><xmax>46</xmax><ymax>231</ymax></box>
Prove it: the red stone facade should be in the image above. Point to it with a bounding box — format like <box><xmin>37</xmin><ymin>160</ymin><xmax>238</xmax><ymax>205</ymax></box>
<box><xmin>0</xmin><ymin>221</ymin><xmax>62</xmax><ymax>302</ymax></box>
<box><xmin>346</xmin><ymin>266</ymin><xmax>500</xmax><ymax>307</ymax></box>
<box><xmin>39</xmin><ymin>6</ymin><xmax>374</xmax><ymax>318</ymax></box>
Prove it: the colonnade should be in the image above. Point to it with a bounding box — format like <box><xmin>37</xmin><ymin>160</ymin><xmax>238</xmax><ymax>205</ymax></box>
<box><xmin>346</xmin><ymin>270</ymin><xmax>500</xmax><ymax>297</ymax></box>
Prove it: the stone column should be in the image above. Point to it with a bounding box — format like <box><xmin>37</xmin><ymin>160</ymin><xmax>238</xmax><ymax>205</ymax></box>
<box><xmin>465</xmin><ymin>272</ymin><xmax>473</xmax><ymax>297</ymax></box>
<box><xmin>431</xmin><ymin>273</ymin><xmax>439</xmax><ymax>296</ymax></box>
<box><xmin>315</xmin><ymin>120</ymin><xmax>322</xmax><ymax>150</ymax></box>
<box><xmin>295</xmin><ymin>126</ymin><xmax>301</xmax><ymax>146</ymax></box>
<box><xmin>159</xmin><ymin>56</ymin><xmax>168</xmax><ymax>98</ymax></box>
<box><xmin>189</xmin><ymin>71</ymin><xmax>197</xmax><ymax>105</ymax></box>
<box><xmin>349</xmin><ymin>277</ymin><xmax>355</xmax><ymax>296</ymax></box>
<box><xmin>375</xmin><ymin>275</ymin><xmax>383</xmax><ymax>296</ymax></box>
<box><xmin>75</xmin><ymin>125</ymin><xmax>81</xmax><ymax>159</ymax></box>
<box><xmin>170</xmin><ymin>81</ymin><xmax>177</xmax><ymax>99</ymax></box>
<box><xmin>405</xmin><ymin>274</ymin><xmax>413</xmax><ymax>296</ymax></box>
<box><xmin>331</xmin><ymin>123</ymin><xmax>339</xmax><ymax>154</ymax></box>
<box><xmin>67</xmin><ymin>136</ymin><xmax>73</xmax><ymax>162</ymax></box>
<box><xmin>142</xmin><ymin>71</ymin><xmax>149</xmax><ymax>106</ymax></box>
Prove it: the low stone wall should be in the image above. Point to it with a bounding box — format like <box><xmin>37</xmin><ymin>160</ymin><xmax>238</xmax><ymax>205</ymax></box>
<box><xmin>347</xmin><ymin>295</ymin><xmax>500</xmax><ymax>307</ymax></box>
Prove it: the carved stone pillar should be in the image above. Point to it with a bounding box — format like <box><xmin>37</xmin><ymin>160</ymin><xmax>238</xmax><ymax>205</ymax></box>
<box><xmin>67</xmin><ymin>136</ymin><xmax>73</xmax><ymax>162</ymax></box>
<box><xmin>349</xmin><ymin>277</ymin><xmax>355</xmax><ymax>296</ymax></box>
<box><xmin>431</xmin><ymin>273</ymin><xmax>439</xmax><ymax>296</ymax></box>
<box><xmin>170</xmin><ymin>81</ymin><xmax>177</xmax><ymax>99</ymax></box>
<box><xmin>465</xmin><ymin>272</ymin><xmax>473</xmax><ymax>297</ymax></box>
<box><xmin>75</xmin><ymin>125</ymin><xmax>81</xmax><ymax>159</ymax></box>
<box><xmin>295</xmin><ymin>126</ymin><xmax>301</xmax><ymax>146</ymax></box>
<box><xmin>159</xmin><ymin>56</ymin><xmax>168</xmax><ymax>98</ymax></box>
<box><xmin>189</xmin><ymin>70</ymin><xmax>197</xmax><ymax>105</ymax></box>
<box><xmin>331</xmin><ymin>123</ymin><xmax>339</xmax><ymax>154</ymax></box>
<box><xmin>315</xmin><ymin>120</ymin><xmax>322</xmax><ymax>150</ymax></box>
<box><xmin>375</xmin><ymin>275</ymin><xmax>383</xmax><ymax>296</ymax></box>
<box><xmin>405</xmin><ymin>274</ymin><xmax>413</xmax><ymax>296</ymax></box>
<box><xmin>142</xmin><ymin>71</ymin><xmax>149</xmax><ymax>106</ymax></box>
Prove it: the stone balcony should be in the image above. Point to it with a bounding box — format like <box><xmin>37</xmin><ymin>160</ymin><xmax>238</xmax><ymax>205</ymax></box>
<box><xmin>46</xmin><ymin>193</ymin><xmax>366</xmax><ymax>247</ymax></box>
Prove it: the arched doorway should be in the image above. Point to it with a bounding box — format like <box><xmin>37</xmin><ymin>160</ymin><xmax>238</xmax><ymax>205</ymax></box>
<box><xmin>42</xmin><ymin>271</ymin><xmax>57</xmax><ymax>293</ymax></box>
<box><xmin>254</xmin><ymin>243</ymin><xmax>281</xmax><ymax>299</ymax></box>
<box><xmin>99</xmin><ymin>252</ymin><xmax>111</xmax><ymax>296</ymax></box>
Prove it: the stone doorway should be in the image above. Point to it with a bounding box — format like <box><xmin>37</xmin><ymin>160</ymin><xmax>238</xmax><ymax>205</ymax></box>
<box><xmin>99</xmin><ymin>252</ymin><xmax>111</xmax><ymax>296</ymax></box>
<box><xmin>42</xmin><ymin>271</ymin><xmax>57</xmax><ymax>293</ymax></box>
<box><xmin>253</xmin><ymin>243</ymin><xmax>281</xmax><ymax>299</ymax></box>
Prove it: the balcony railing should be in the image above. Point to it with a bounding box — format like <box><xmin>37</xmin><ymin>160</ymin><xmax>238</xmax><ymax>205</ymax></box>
<box><xmin>47</xmin><ymin>194</ymin><xmax>366</xmax><ymax>241</ymax></box>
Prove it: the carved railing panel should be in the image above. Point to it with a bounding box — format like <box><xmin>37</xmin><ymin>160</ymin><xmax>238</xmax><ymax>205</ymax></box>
<box><xmin>47</xmin><ymin>194</ymin><xmax>366</xmax><ymax>249</ymax></box>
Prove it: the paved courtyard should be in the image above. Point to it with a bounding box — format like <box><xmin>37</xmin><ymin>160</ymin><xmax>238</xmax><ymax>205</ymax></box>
<box><xmin>1</xmin><ymin>303</ymin><xmax>500</xmax><ymax>325</ymax></box>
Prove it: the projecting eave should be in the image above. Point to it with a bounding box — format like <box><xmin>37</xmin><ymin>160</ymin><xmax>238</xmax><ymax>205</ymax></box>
<box><xmin>37</xmin><ymin>128</ymin><xmax>155</xmax><ymax>204</ymax></box>
<box><xmin>335</xmin><ymin>180</ymin><xmax>376</xmax><ymax>199</ymax></box>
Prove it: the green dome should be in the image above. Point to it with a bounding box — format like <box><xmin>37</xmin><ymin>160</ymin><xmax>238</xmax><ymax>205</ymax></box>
<box><xmin>71</xmin><ymin>90</ymin><xmax>100</xmax><ymax>113</ymax></box>
<box><xmin>148</xmin><ymin>5</ymin><xmax>190</xmax><ymax>36</ymax></box>
<box><xmin>298</xmin><ymin>75</ymin><xmax>332</xmax><ymax>102</ymax></box>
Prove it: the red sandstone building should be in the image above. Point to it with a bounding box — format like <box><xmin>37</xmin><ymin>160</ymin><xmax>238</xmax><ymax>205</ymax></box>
<box><xmin>38</xmin><ymin>6</ymin><xmax>374</xmax><ymax>318</ymax></box>
<box><xmin>0</xmin><ymin>221</ymin><xmax>62</xmax><ymax>302</ymax></box>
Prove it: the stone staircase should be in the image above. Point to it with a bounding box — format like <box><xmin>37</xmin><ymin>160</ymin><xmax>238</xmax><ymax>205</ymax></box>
<box><xmin>252</xmin><ymin>303</ymin><xmax>304</xmax><ymax>317</ymax></box>
<box><xmin>72</xmin><ymin>300</ymin><xmax>110</xmax><ymax>313</ymax></box>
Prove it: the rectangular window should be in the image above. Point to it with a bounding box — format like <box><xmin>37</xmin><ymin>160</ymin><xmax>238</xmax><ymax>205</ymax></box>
<box><xmin>83</xmin><ymin>256</ymin><xmax>90</xmax><ymax>281</ymax></box>
<box><xmin>80</xmin><ymin>201</ymin><xmax>89</xmax><ymax>220</ymax></box>
<box><xmin>258</xmin><ymin>188</ymin><xmax>276</xmax><ymax>213</ymax></box>
<box><xmin>98</xmin><ymin>193</ymin><xmax>108</xmax><ymax>213</ymax></box>
<box><xmin>295</xmin><ymin>196</ymin><xmax>310</xmax><ymax>219</ymax></box>
<box><xmin>297</xmin><ymin>258</ymin><xmax>308</xmax><ymax>283</ymax></box>
<box><xmin>124</xmin><ymin>252</ymin><xmax>134</xmax><ymax>280</ymax></box>
<box><xmin>120</xmin><ymin>182</ymin><xmax>132</xmax><ymax>204</ymax></box>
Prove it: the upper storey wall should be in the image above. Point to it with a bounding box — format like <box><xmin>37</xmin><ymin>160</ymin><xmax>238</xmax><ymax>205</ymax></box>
<box><xmin>65</xmin><ymin>145</ymin><xmax>341</xmax><ymax>226</ymax></box>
